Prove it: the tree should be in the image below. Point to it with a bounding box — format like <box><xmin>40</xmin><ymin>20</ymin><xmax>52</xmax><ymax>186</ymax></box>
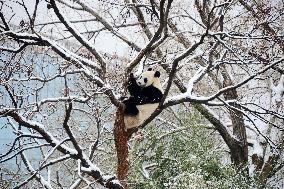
<box><xmin>128</xmin><ymin>112</ymin><xmax>261</xmax><ymax>188</ymax></box>
<box><xmin>0</xmin><ymin>0</ymin><xmax>284</xmax><ymax>188</ymax></box>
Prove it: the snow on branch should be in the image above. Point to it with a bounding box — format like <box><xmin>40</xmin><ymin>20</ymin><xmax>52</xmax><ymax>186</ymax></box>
<box><xmin>36</xmin><ymin>18</ymin><xmax>98</xmax><ymax>26</ymax></box>
<box><xmin>210</xmin><ymin>31</ymin><xmax>281</xmax><ymax>40</ymax></box>
<box><xmin>194</xmin><ymin>104</ymin><xmax>240</xmax><ymax>148</ymax></box>
<box><xmin>0</xmin><ymin>143</ymin><xmax>50</xmax><ymax>163</ymax></box>
<box><xmin>0</xmin><ymin>30</ymin><xmax>101</xmax><ymax>73</ymax></box>
<box><xmin>10</xmin><ymin>69</ymin><xmax>85</xmax><ymax>83</ymax></box>
<box><xmin>73</xmin><ymin>0</ymin><xmax>141</xmax><ymax>51</ymax></box>
<box><xmin>1</xmin><ymin>111</ymin><xmax>77</xmax><ymax>155</ymax></box>
<box><xmin>0</xmin><ymin>110</ymin><xmax>123</xmax><ymax>189</ymax></box>
<box><xmin>165</xmin><ymin>66</ymin><xmax>207</xmax><ymax>103</ymax></box>
<box><xmin>50</xmin><ymin>0</ymin><xmax>108</xmax><ymax>72</ymax></box>
<box><xmin>164</xmin><ymin>57</ymin><xmax>284</xmax><ymax>106</ymax></box>
<box><xmin>161</xmin><ymin>31</ymin><xmax>208</xmax><ymax>105</ymax></box>
<box><xmin>1</xmin><ymin>29</ymin><xmax>121</xmax><ymax>107</ymax></box>
<box><xmin>55</xmin><ymin>0</ymin><xmax>83</xmax><ymax>10</ymax></box>
<box><xmin>12</xmin><ymin>139</ymin><xmax>70</xmax><ymax>189</ymax></box>
<box><xmin>14</xmin><ymin>152</ymin><xmax>54</xmax><ymax>189</ymax></box>
<box><xmin>32</xmin><ymin>96</ymin><xmax>89</xmax><ymax>111</ymax></box>
<box><xmin>42</xmin><ymin>33</ymin><xmax>102</xmax><ymax>74</ymax></box>
<box><xmin>206</xmin><ymin>57</ymin><xmax>284</xmax><ymax>101</ymax></box>
<box><xmin>0</xmin><ymin>134</ymin><xmax>44</xmax><ymax>159</ymax></box>
<box><xmin>0</xmin><ymin>44</ymin><xmax>28</xmax><ymax>53</ymax></box>
<box><xmin>134</xmin><ymin>60</ymin><xmax>145</xmax><ymax>77</ymax></box>
<box><xmin>271</xmin><ymin>74</ymin><xmax>284</xmax><ymax>106</ymax></box>
<box><xmin>0</xmin><ymin>30</ymin><xmax>42</xmax><ymax>44</ymax></box>
<box><xmin>126</xmin><ymin>0</ymin><xmax>173</xmax><ymax>73</ymax></box>
<box><xmin>126</xmin><ymin>31</ymin><xmax>209</xmax><ymax>137</ymax></box>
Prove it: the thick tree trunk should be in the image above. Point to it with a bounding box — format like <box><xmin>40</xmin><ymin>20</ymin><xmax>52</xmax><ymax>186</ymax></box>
<box><xmin>114</xmin><ymin>108</ymin><xmax>128</xmax><ymax>188</ymax></box>
<box><xmin>221</xmin><ymin>65</ymin><xmax>248</xmax><ymax>166</ymax></box>
<box><xmin>113</xmin><ymin>108</ymin><xmax>135</xmax><ymax>189</ymax></box>
<box><xmin>259</xmin><ymin>154</ymin><xmax>279</xmax><ymax>186</ymax></box>
<box><xmin>229</xmin><ymin>106</ymin><xmax>248</xmax><ymax>165</ymax></box>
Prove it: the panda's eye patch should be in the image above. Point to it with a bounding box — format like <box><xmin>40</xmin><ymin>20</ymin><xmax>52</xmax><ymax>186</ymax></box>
<box><xmin>144</xmin><ymin>78</ymin><xmax>148</xmax><ymax>83</ymax></box>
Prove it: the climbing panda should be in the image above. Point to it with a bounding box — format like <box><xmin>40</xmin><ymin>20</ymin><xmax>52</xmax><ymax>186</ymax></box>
<box><xmin>123</xmin><ymin>68</ymin><xmax>163</xmax><ymax>129</ymax></box>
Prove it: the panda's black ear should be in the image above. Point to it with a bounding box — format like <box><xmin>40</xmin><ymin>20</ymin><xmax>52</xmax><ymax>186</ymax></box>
<box><xmin>154</xmin><ymin>71</ymin><xmax>160</xmax><ymax>78</ymax></box>
<box><xmin>148</xmin><ymin>68</ymin><xmax>152</xmax><ymax>71</ymax></box>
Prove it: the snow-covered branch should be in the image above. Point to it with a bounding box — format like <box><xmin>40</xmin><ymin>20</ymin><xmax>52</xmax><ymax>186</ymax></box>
<box><xmin>0</xmin><ymin>110</ymin><xmax>123</xmax><ymax>189</ymax></box>
<box><xmin>165</xmin><ymin>66</ymin><xmax>207</xmax><ymax>103</ymax></box>
<box><xmin>126</xmin><ymin>0</ymin><xmax>173</xmax><ymax>73</ymax></box>
<box><xmin>70</xmin><ymin>0</ymin><xmax>141</xmax><ymax>51</ymax></box>
<box><xmin>50</xmin><ymin>0</ymin><xmax>107</xmax><ymax>73</ymax></box>
<box><xmin>2</xmin><ymin>0</ymin><xmax>284</xmax><ymax>187</ymax></box>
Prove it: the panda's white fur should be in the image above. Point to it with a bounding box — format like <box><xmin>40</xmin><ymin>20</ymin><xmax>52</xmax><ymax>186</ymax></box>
<box><xmin>124</xmin><ymin>69</ymin><xmax>163</xmax><ymax>129</ymax></box>
<box><xmin>124</xmin><ymin>103</ymin><xmax>159</xmax><ymax>129</ymax></box>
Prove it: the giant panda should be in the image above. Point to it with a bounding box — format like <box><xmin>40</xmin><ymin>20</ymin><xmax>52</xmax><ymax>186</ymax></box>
<box><xmin>123</xmin><ymin>68</ymin><xmax>163</xmax><ymax>129</ymax></box>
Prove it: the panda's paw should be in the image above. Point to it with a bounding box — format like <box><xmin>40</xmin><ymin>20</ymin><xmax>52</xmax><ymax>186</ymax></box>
<box><xmin>129</xmin><ymin>73</ymin><xmax>136</xmax><ymax>81</ymax></box>
<box><xmin>124</xmin><ymin>106</ymin><xmax>139</xmax><ymax>116</ymax></box>
<box><xmin>119</xmin><ymin>96</ymin><xmax>127</xmax><ymax>101</ymax></box>
<box><xmin>128</xmin><ymin>76</ymin><xmax>137</xmax><ymax>85</ymax></box>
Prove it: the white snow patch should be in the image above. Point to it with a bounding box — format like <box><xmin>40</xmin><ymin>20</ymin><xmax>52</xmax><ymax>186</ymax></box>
<box><xmin>165</xmin><ymin>66</ymin><xmax>206</xmax><ymax>103</ymax></box>
<box><xmin>271</xmin><ymin>75</ymin><xmax>284</xmax><ymax>104</ymax></box>
<box><xmin>248</xmin><ymin>139</ymin><xmax>263</xmax><ymax>157</ymax></box>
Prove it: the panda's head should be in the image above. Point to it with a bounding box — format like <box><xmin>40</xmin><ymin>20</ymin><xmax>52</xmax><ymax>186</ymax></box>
<box><xmin>136</xmin><ymin>68</ymin><xmax>163</xmax><ymax>91</ymax></box>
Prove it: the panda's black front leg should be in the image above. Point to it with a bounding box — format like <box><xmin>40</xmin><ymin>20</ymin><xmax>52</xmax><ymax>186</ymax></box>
<box><xmin>121</xmin><ymin>73</ymin><xmax>141</xmax><ymax>116</ymax></box>
<box><xmin>128</xmin><ymin>73</ymin><xmax>141</xmax><ymax>97</ymax></box>
<box><xmin>123</xmin><ymin>98</ymin><xmax>139</xmax><ymax>116</ymax></box>
<box><xmin>120</xmin><ymin>73</ymin><xmax>139</xmax><ymax>101</ymax></box>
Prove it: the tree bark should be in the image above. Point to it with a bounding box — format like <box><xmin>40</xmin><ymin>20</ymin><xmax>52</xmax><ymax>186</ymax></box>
<box><xmin>259</xmin><ymin>154</ymin><xmax>280</xmax><ymax>186</ymax></box>
<box><xmin>113</xmin><ymin>108</ymin><xmax>135</xmax><ymax>189</ymax></box>
<box><xmin>221</xmin><ymin>65</ymin><xmax>248</xmax><ymax>165</ymax></box>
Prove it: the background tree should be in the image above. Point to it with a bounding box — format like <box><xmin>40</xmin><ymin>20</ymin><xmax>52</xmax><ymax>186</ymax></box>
<box><xmin>0</xmin><ymin>0</ymin><xmax>284</xmax><ymax>188</ymax></box>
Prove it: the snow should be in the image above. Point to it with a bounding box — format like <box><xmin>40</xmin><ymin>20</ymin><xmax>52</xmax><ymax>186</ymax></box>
<box><xmin>271</xmin><ymin>75</ymin><xmax>284</xmax><ymax>104</ymax></box>
<box><xmin>43</xmin><ymin>35</ymin><xmax>101</xmax><ymax>73</ymax></box>
<box><xmin>165</xmin><ymin>66</ymin><xmax>206</xmax><ymax>103</ymax></box>
<box><xmin>36</xmin><ymin>96</ymin><xmax>89</xmax><ymax>106</ymax></box>
<box><xmin>202</xmin><ymin>105</ymin><xmax>238</xmax><ymax>141</ymax></box>
<box><xmin>18</xmin><ymin>152</ymin><xmax>54</xmax><ymax>189</ymax></box>
<box><xmin>204</xmin><ymin>57</ymin><xmax>284</xmax><ymax>102</ymax></box>
<box><xmin>102</xmin><ymin>175</ymin><xmax>113</xmax><ymax>181</ymax></box>
<box><xmin>141</xmin><ymin>162</ymin><xmax>150</xmax><ymax>178</ymax></box>
<box><xmin>17</xmin><ymin>113</ymin><xmax>77</xmax><ymax>155</ymax></box>
<box><xmin>10</xmin><ymin>69</ymin><xmax>85</xmax><ymax>82</ymax></box>
<box><xmin>110</xmin><ymin>179</ymin><xmax>121</xmax><ymax>185</ymax></box>
<box><xmin>83</xmin><ymin>157</ymin><xmax>102</xmax><ymax>173</ymax></box>
<box><xmin>2</xmin><ymin>1</ymin><xmax>284</xmax><ymax>188</ymax></box>
<box><xmin>134</xmin><ymin>60</ymin><xmax>144</xmax><ymax>77</ymax></box>
<box><xmin>40</xmin><ymin>177</ymin><xmax>53</xmax><ymax>189</ymax></box>
<box><xmin>70</xmin><ymin>179</ymin><xmax>81</xmax><ymax>189</ymax></box>
<box><xmin>20</xmin><ymin>115</ymin><xmax>45</xmax><ymax>129</ymax></box>
<box><xmin>56</xmin><ymin>3</ymin><xmax>108</xmax><ymax>66</ymax></box>
<box><xmin>57</xmin><ymin>0</ymin><xmax>82</xmax><ymax>10</ymax></box>
<box><xmin>0</xmin><ymin>45</ymin><xmax>23</xmax><ymax>52</ymax></box>
<box><xmin>46</xmin><ymin>154</ymin><xmax>71</xmax><ymax>165</ymax></box>
<box><xmin>247</xmin><ymin>139</ymin><xmax>263</xmax><ymax>157</ymax></box>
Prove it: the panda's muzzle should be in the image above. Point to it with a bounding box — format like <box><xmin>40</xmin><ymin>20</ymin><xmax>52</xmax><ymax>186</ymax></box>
<box><xmin>137</xmin><ymin>82</ymin><xmax>146</xmax><ymax>87</ymax></box>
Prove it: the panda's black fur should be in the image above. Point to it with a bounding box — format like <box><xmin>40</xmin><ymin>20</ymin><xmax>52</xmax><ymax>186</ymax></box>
<box><xmin>123</xmin><ymin>68</ymin><xmax>163</xmax><ymax>116</ymax></box>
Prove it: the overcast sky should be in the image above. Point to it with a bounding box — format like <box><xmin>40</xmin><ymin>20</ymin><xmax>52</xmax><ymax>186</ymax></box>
<box><xmin>3</xmin><ymin>0</ymin><xmax>48</xmax><ymax>25</ymax></box>
<box><xmin>2</xmin><ymin>0</ymin><xmax>130</xmax><ymax>56</ymax></box>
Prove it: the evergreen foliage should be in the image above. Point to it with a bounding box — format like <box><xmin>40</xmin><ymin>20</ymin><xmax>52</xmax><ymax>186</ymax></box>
<box><xmin>128</xmin><ymin>112</ymin><xmax>261</xmax><ymax>189</ymax></box>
